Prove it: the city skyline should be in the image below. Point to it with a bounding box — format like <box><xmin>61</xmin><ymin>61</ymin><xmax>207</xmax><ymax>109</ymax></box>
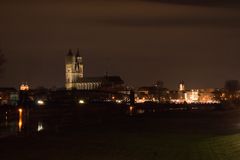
<box><xmin>0</xmin><ymin>0</ymin><xmax>240</xmax><ymax>89</ymax></box>
<box><xmin>0</xmin><ymin>49</ymin><xmax>238</xmax><ymax>90</ymax></box>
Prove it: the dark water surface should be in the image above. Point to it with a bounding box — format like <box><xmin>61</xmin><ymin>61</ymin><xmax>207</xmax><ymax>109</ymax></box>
<box><xmin>0</xmin><ymin>104</ymin><xmax>240</xmax><ymax>137</ymax></box>
<box><xmin>1</xmin><ymin>105</ymin><xmax>240</xmax><ymax>160</ymax></box>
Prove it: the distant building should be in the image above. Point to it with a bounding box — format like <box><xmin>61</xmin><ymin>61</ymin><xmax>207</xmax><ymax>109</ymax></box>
<box><xmin>65</xmin><ymin>49</ymin><xmax>84</xmax><ymax>90</ymax></box>
<box><xmin>172</xmin><ymin>88</ymin><xmax>218</xmax><ymax>104</ymax></box>
<box><xmin>176</xmin><ymin>81</ymin><xmax>186</xmax><ymax>102</ymax></box>
<box><xmin>154</xmin><ymin>80</ymin><xmax>164</xmax><ymax>88</ymax></box>
<box><xmin>20</xmin><ymin>83</ymin><xmax>29</xmax><ymax>91</ymax></box>
<box><xmin>0</xmin><ymin>88</ymin><xmax>18</xmax><ymax>106</ymax></box>
<box><xmin>169</xmin><ymin>81</ymin><xmax>218</xmax><ymax>104</ymax></box>
<box><xmin>198</xmin><ymin>89</ymin><xmax>216</xmax><ymax>103</ymax></box>
<box><xmin>136</xmin><ymin>84</ymin><xmax>170</xmax><ymax>103</ymax></box>
<box><xmin>65</xmin><ymin>49</ymin><xmax>124</xmax><ymax>90</ymax></box>
<box><xmin>184</xmin><ymin>89</ymin><xmax>199</xmax><ymax>103</ymax></box>
<box><xmin>224</xmin><ymin>80</ymin><xmax>240</xmax><ymax>101</ymax></box>
<box><xmin>179</xmin><ymin>81</ymin><xmax>185</xmax><ymax>91</ymax></box>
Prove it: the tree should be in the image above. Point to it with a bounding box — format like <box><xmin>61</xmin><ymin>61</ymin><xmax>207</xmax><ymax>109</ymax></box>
<box><xmin>224</xmin><ymin>80</ymin><xmax>240</xmax><ymax>103</ymax></box>
<box><xmin>224</xmin><ymin>80</ymin><xmax>239</xmax><ymax>92</ymax></box>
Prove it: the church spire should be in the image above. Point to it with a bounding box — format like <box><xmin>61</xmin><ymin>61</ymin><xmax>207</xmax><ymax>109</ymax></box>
<box><xmin>67</xmin><ymin>49</ymin><xmax>73</xmax><ymax>56</ymax></box>
<box><xmin>76</xmin><ymin>48</ymin><xmax>80</xmax><ymax>57</ymax></box>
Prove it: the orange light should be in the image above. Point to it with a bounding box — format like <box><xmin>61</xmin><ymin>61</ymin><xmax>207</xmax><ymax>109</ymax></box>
<box><xmin>18</xmin><ymin>120</ymin><xmax>22</xmax><ymax>132</ymax></box>
<box><xmin>18</xmin><ymin>108</ymin><xmax>23</xmax><ymax>132</ymax></box>
<box><xmin>18</xmin><ymin>108</ymin><xmax>23</xmax><ymax>113</ymax></box>
<box><xmin>129</xmin><ymin>106</ymin><xmax>134</xmax><ymax>112</ymax></box>
<box><xmin>20</xmin><ymin>84</ymin><xmax>29</xmax><ymax>91</ymax></box>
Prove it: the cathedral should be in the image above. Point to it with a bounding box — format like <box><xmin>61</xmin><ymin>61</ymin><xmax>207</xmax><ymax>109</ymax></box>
<box><xmin>65</xmin><ymin>49</ymin><xmax>124</xmax><ymax>90</ymax></box>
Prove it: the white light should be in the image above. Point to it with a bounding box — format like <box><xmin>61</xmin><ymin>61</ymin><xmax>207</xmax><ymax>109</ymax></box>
<box><xmin>116</xmin><ymin>100</ymin><xmax>122</xmax><ymax>104</ymax></box>
<box><xmin>79</xmin><ymin>100</ymin><xmax>85</xmax><ymax>104</ymax></box>
<box><xmin>37</xmin><ymin>100</ymin><xmax>45</xmax><ymax>105</ymax></box>
<box><xmin>37</xmin><ymin>122</ymin><xmax>44</xmax><ymax>132</ymax></box>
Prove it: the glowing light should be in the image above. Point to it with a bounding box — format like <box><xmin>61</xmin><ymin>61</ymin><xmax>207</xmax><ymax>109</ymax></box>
<box><xmin>37</xmin><ymin>122</ymin><xmax>44</xmax><ymax>132</ymax></box>
<box><xmin>129</xmin><ymin>106</ymin><xmax>134</xmax><ymax>112</ymax></box>
<box><xmin>18</xmin><ymin>108</ymin><xmax>23</xmax><ymax>113</ymax></box>
<box><xmin>20</xmin><ymin>84</ymin><xmax>29</xmax><ymax>91</ymax></box>
<box><xmin>18</xmin><ymin>120</ymin><xmax>22</xmax><ymax>132</ymax></box>
<box><xmin>116</xmin><ymin>100</ymin><xmax>122</xmax><ymax>104</ymax></box>
<box><xmin>37</xmin><ymin>100</ymin><xmax>45</xmax><ymax>105</ymax></box>
<box><xmin>79</xmin><ymin>99</ymin><xmax>85</xmax><ymax>104</ymax></box>
<box><xmin>135</xmin><ymin>98</ymin><xmax>146</xmax><ymax>103</ymax></box>
<box><xmin>18</xmin><ymin>108</ymin><xmax>23</xmax><ymax>132</ymax></box>
<box><xmin>137</xmin><ymin>109</ymin><xmax>145</xmax><ymax>114</ymax></box>
<box><xmin>179</xmin><ymin>82</ymin><xmax>185</xmax><ymax>91</ymax></box>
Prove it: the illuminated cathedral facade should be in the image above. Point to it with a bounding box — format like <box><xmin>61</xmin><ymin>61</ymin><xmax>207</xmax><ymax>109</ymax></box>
<box><xmin>65</xmin><ymin>49</ymin><xmax>124</xmax><ymax>90</ymax></box>
<box><xmin>65</xmin><ymin>49</ymin><xmax>84</xmax><ymax>90</ymax></box>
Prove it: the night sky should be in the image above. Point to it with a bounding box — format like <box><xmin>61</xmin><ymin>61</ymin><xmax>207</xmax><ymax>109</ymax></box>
<box><xmin>0</xmin><ymin>0</ymin><xmax>240</xmax><ymax>89</ymax></box>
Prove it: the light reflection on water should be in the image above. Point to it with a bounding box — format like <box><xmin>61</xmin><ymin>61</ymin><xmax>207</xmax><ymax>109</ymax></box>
<box><xmin>127</xmin><ymin>105</ymin><xmax>195</xmax><ymax>116</ymax></box>
<box><xmin>128</xmin><ymin>106</ymin><xmax>135</xmax><ymax>116</ymax></box>
<box><xmin>137</xmin><ymin>109</ymin><xmax>145</xmax><ymax>114</ymax></box>
<box><xmin>37</xmin><ymin>121</ymin><xmax>44</xmax><ymax>132</ymax></box>
<box><xmin>18</xmin><ymin>108</ymin><xmax>23</xmax><ymax>132</ymax></box>
<box><xmin>5</xmin><ymin>111</ymin><xmax>8</xmax><ymax>127</ymax></box>
<box><xmin>127</xmin><ymin>106</ymin><xmax>146</xmax><ymax>116</ymax></box>
<box><xmin>0</xmin><ymin>104</ymin><xmax>218</xmax><ymax>137</ymax></box>
<box><xmin>0</xmin><ymin>107</ymin><xmax>45</xmax><ymax>137</ymax></box>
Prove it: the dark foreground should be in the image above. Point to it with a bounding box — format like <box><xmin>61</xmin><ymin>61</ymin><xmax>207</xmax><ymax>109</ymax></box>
<box><xmin>1</xmin><ymin>105</ymin><xmax>240</xmax><ymax>160</ymax></box>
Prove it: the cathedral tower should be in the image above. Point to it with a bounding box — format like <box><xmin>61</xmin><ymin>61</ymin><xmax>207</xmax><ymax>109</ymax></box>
<box><xmin>179</xmin><ymin>81</ymin><xmax>185</xmax><ymax>92</ymax></box>
<box><xmin>65</xmin><ymin>49</ymin><xmax>83</xmax><ymax>90</ymax></box>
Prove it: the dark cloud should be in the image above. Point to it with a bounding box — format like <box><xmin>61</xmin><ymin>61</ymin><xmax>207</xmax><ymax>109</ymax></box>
<box><xmin>144</xmin><ymin>0</ymin><xmax>240</xmax><ymax>7</ymax></box>
<box><xmin>99</xmin><ymin>16</ymin><xmax>240</xmax><ymax>28</ymax></box>
<box><xmin>0</xmin><ymin>0</ymin><xmax>240</xmax><ymax>89</ymax></box>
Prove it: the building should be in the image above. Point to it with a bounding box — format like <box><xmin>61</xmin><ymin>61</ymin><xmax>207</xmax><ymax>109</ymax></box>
<box><xmin>0</xmin><ymin>88</ymin><xmax>19</xmax><ymax>106</ymax></box>
<box><xmin>136</xmin><ymin>82</ymin><xmax>170</xmax><ymax>103</ymax></box>
<box><xmin>177</xmin><ymin>81</ymin><xmax>186</xmax><ymax>103</ymax></box>
<box><xmin>65</xmin><ymin>49</ymin><xmax>84</xmax><ymax>89</ymax></box>
<box><xmin>179</xmin><ymin>81</ymin><xmax>185</xmax><ymax>91</ymax></box>
<box><xmin>20</xmin><ymin>83</ymin><xmax>30</xmax><ymax>91</ymax></box>
<box><xmin>184</xmin><ymin>89</ymin><xmax>199</xmax><ymax>103</ymax></box>
<box><xmin>169</xmin><ymin>81</ymin><xmax>219</xmax><ymax>104</ymax></box>
<box><xmin>65</xmin><ymin>49</ymin><xmax>124</xmax><ymax>90</ymax></box>
<box><xmin>198</xmin><ymin>89</ymin><xmax>217</xmax><ymax>103</ymax></box>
